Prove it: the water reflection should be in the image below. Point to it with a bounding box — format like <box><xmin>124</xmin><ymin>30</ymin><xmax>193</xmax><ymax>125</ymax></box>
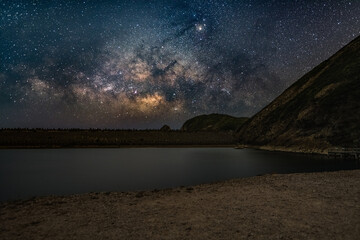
<box><xmin>0</xmin><ymin>148</ymin><xmax>358</xmax><ymax>201</ymax></box>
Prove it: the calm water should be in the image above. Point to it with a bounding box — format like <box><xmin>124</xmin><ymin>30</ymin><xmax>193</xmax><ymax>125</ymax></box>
<box><xmin>0</xmin><ymin>148</ymin><xmax>358</xmax><ymax>201</ymax></box>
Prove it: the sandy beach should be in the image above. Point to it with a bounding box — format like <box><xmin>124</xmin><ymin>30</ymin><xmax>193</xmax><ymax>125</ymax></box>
<box><xmin>1</xmin><ymin>169</ymin><xmax>359</xmax><ymax>239</ymax></box>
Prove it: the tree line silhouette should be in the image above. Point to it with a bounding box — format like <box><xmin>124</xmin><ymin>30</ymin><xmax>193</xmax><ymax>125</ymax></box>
<box><xmin>0</xmin><ymin>128</ymin><xmax>237</xmax><ymax>147</ymax></box>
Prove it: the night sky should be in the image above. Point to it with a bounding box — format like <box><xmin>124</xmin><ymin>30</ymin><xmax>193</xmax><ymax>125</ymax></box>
<box><xmin>1</xmin><ymin>1</ymin><xmax>359</xmax><ymax>129</ymax></box>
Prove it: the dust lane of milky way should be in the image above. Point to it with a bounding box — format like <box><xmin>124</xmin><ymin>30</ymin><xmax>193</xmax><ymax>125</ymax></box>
<box><xmin>1</xmin><ymin>0</ymin><xmax>359</xmax><ymax>129</ymax></box>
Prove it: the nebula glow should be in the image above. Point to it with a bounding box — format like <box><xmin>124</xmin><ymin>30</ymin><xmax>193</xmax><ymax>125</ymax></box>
<box><xmin>1</xmin><ymin>1</ymin><xmax>359</xmax><ymax>128</ymax></box>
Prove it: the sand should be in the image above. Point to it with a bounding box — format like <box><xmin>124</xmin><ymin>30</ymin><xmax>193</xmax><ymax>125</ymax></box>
<box><xmin>1</xmin><ymin>170</ymin><xmax>359</xmax><ymax>239</ymax></box>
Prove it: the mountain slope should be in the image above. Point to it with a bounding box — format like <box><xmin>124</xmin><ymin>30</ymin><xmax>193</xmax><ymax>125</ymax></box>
<box><xmin>181</xmin><ymin>114</ymin><xmax>248</xmax><ymax>132</ymax></box>
<box><xmin>237</xmin><ymin>36</ymin><xmax>360</xmax><ymax>153</ymax></box>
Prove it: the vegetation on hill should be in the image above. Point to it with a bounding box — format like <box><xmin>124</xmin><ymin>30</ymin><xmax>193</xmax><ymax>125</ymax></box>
<box><xmin>237</xmin><ymin>36</ymin><xmax>360</xmax><ymax>153</ymax></box>
<box><xmin>181</xmin><ymin>114</ymin><xmax>249</xmax><ymax>132</ymax></box>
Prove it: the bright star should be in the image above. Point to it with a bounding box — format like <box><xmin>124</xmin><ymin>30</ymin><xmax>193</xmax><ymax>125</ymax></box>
<box><xmin>195</xmin><ymin>24</ymin><xmax>204</xmax><ymax>32</ymax></box>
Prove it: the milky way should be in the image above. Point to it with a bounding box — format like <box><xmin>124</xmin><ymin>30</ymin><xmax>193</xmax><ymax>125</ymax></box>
<box><xmin>1</xmin><ymin>0</ymin><xmax>359</xmax><ymax>129</ymax></box>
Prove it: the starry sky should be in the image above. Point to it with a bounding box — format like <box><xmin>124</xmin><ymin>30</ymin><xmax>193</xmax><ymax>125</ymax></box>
<box><xmin>1</xmin><ymin>0</ymin><xmax>359</xmax><ymax>129</ymax></box>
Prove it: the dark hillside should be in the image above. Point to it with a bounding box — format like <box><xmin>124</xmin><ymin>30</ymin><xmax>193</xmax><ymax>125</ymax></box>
<box><xmin>237</xmin><ymin>36</ymin><xmax>360</xmax><ymax>153</ymax></box>
<box><xmin>181</xmin><ymin>114</ymin><xmax>248</xmax><ymax>132</ymax></box>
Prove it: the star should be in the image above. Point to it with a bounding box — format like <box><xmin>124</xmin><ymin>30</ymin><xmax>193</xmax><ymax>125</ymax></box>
<box><xmin>196</xmin><ymin>23</ymin><xmax>205</xmax><ymax>32</ymax></box>
<box><xmin>0</xmin><ymin>0</ymin><xmax>359</xmax><ymax>129</ymax></box>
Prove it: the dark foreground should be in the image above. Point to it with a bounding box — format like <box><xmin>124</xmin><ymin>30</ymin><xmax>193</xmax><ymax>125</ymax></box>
<box><xmin>1</xmin><ymin>170</ymin><xmax>359</xmax><ymax>239</ymax></box>
<box><xmin>0</xmin><ymin>129</ymin><xmax>236</xmax><ymax>147</ymax></box>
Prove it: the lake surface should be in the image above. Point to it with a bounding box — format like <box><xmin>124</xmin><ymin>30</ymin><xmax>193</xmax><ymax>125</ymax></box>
<box><xmin>0</xmin><ymin>148</ymin><xmax>358</xmax><ymax>201</ymax></box>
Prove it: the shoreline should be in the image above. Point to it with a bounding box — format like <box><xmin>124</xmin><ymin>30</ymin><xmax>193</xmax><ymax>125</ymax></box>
<box><xmin>0</xmin><ymin>144</ymin><xmax>236</xmax><ymax>149</ymax></box>
<box><xmin>236</xmin><ymin>144</ymin><xmax>329</xmax><ymax>155</ymax></box>
<box><xmin>1</xmin><ymin>169</ymin><xmax>359</xmax><ymax>239</ymax></box>
<box><xmin>0</xmin><ymin>144</ymin><xmax>328</xmax><ymax>155</ymax></box>
<box><xmin>1</xmin><ymin>168</ymin><xmax>357</xmax><ymax>204</ymax></box>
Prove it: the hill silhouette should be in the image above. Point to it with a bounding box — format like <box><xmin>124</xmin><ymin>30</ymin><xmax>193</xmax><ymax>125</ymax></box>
<box><xmin>181</xmin><ymin>114</ymin><xmax>248</xmax><ymax>132</ymax></box>
<box><xmin>237</xmin><ymin>36</ymin><xmax>360</xmax><ymax>153</ymax></box>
